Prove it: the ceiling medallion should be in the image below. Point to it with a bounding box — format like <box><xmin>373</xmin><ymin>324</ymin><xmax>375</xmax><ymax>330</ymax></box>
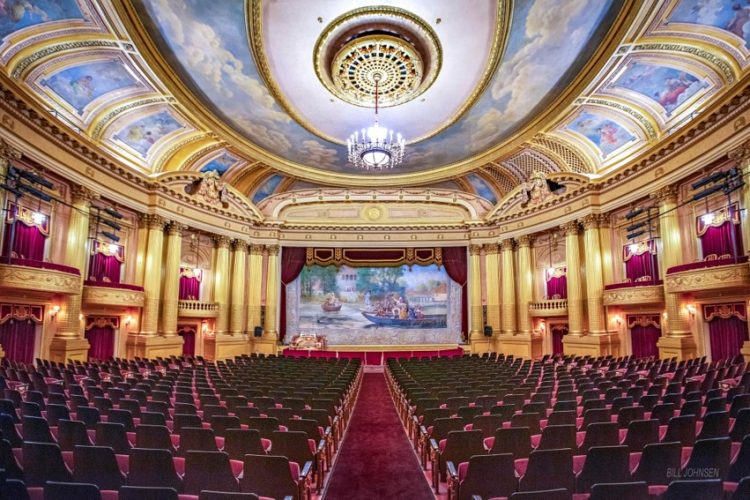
<box><xmin>314</xmin><ymin>6</ymin><xmax>442</xmax><ymax>109</ymax></box>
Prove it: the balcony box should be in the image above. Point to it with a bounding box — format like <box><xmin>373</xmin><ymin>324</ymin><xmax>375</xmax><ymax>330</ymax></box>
<box><xmin>178</xmin><ymin>300</ymin><xmax>219</xmax><ymax>318</ymax></box>
<box><xmin>529</xmin><ymin>299</ymin><xmax>568</xmax><ymax>317</ymax></box>
<box><xmin>82</xmin><ymin>280</ymin><xmax>145</xmax><ymax>308</ymax></box>
<box><xmin>603</xmin><ymin>280</ymin><xmax>664</xmax><ymax>306</ymax></box>
<box><xmin>665</xmin><ymin>256</ymin><xmax>750</xmax><ymax>294</ymax></box>
<box><xmin>0</xmin><ymin>258</ymin><xmax>81</xmax><ymax>295</ymax></box>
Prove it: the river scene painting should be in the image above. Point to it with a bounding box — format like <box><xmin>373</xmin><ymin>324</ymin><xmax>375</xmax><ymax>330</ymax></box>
<box><xmin>286</xmin><ymin>264</ymin><xmax>461</xmax><ymax>345</ymax></box>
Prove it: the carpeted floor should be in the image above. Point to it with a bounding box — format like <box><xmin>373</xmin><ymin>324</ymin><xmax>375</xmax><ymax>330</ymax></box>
<box><xmin>323</xmin><ymin>373</ymin><xmax>434</xmax><ymax>500</ymax></box>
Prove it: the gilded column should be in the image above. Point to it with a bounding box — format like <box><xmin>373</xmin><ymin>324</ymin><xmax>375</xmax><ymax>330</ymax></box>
<box><xmin>500</xmin><ymin>239</ymin><xmax>516</xmax><ymax>335</ymax></box>
<box><xmin>655</xmin><ymin>186</ymin><xmax>691</xmax><ymax>337</ymax></box>
<box><xmin>50</xmin><ymin>186</ymin><xmax>95</xmax><ymax>348</ymax></box>
<box><xmin>516</xmin><ymin>235</ymin><xmax>535</xmax><ymax>335</ymax></box>
<box><xmin>468</xmin><ymin>244</ymin><xmax>484</xmax><ymax>342</ymax></box>
<box><xmin>483</xmin><ymin>243</ymin><xmax>501</xmax><ymax>336</ymax></box>
<box><xmin>729</xmin><ymin>141</ymin><xmax>750</xmax><ymax>252</ymax></box>
<box><xmin>582</xmin><ymin>215</ymin><xmax>606</xmax><ymax>334</ymax></box>
<box><xmin>0</xmin><ymin>141</ymin><xmax>21</xmax><ymax>229</ymax></box>
<box><xmin>133</xmin><ymin>214</ymin><xmax>149</xmax><ymax>287</ymax></box>
<box><xmin>139</xmin><ymin>215</ymin><xmax>166</xmax><ymax>336</ymax></box>
<box><xmin>263</xmin><ymin>245</ymin><xmax>280</xmax><ymax>340</ymax></box>
<box><xmin>562</xmin><ymin>221</ymin><xmax>585</xmax><ymax>335</ymax></box>
<box><xmin>229</xmin><ymin>240</ymin><xmax>248</xmax><ymax>335</ymax></box>
<box><xmin>246</xmin><ymin>244</ymin><xmax>264</xmax><ymax>332</ymax></box>
<box><xmin>213</xmin><ymin>236</ymin><xmax>231</xmax><ymax>335</ymax></box>
<box><xmin>160</xmin><ymin>222</ymin><xmax>184</xmax><ymax>337</ymax></box>
<box><xmin>599</xmin><ymin>216</ymin><xmax>615</xmax><ymax>287</ymax></box>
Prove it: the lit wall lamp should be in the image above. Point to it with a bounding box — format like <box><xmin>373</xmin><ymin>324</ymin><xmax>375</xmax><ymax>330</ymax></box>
<box><xmin>50</xmin><ymin>305</ymin><xmax>61</xmax><ymax>321</ymax></box>
<box><xmin>613</xmin><ymin>314</ymin><xmax>622</xmax><ymax>326</ymax></box>
<box><xmin>685</xmin><ymin>304</ymin><xmax>696</xmax><ymax>318</ymax></box>
<box><xmin>124</xmin><ymin>314</ymin><xmax>134</xmax><ymax>329</ymax></box>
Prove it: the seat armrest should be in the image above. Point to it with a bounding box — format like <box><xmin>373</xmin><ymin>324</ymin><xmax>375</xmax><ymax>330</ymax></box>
<box><xmin>317</xmin><ymin>438</ymin><xmax>326</xmax><ymax>454</ymax></box>
<box><xmin>446</xmin><ymin>460</ymin><xmax>457</xmax><ymax>479</ymax></box>
<box><xmin>324</xmin><ymin>426</ymin><xmax>332</xmax><ymax>437</ymax></box>
<box><xmin>284</xmin><ymin>497</ymin><xmax>294</xmax><ymax>500</ymax></box>
<box><xmin>300</xmin><ymin>460</ymin><xmax>313</xmax><ymax>480</ymax></box>
<box><xmin>419</xmin><ymin>424</ymin><xmax>427</xmax><ymax>436</ymax></box>
<box><xmin>429</xmin><ymin>438</ymin><xmax>439</xmax><ymax>452</ymax></box>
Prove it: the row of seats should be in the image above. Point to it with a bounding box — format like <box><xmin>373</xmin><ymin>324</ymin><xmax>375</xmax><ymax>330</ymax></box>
<box><xmin>386</xmin><ymin>352</ymin><xmax>750</xmax><ymax>499</ymax></box>
<box><xmin>0</xmin><ymin>354</ymin><xmax>361</xmax><ymax>500</ymax></box>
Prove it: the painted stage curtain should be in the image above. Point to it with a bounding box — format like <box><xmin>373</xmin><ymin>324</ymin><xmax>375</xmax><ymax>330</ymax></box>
<box><xmin>88</xmin><ymin>253</ymin><xmax>121</xmax><ymax>283</ymax></box>
<box><xmin>551</xmin><ymin>325</ymin><xmax>567</xmax><ymax>355</ymax></box>
<box><xmin>545</xmin><ymin>268</ymin><xmax>567</xmax><ymax>299</ymax></box>
<box><xmin>178</xmin><ymin>326</ymin><xmax>196</xmax><ymax>356</ymax></box>
<box><xmin>179</xmin><ymin>267</ymin><xmax>202</xmax><ymax>300</ymax></box>
<box><xmin>628</xmin><ymin>315</ymin><xmax>661</xmax><ymax>359</ymax></box>
<box><xmin>705</xmin><ymin>303</ymin><xmax>748</xmax><ymax>361</ymax></box>
<box><xmin>85</xmin><ymin>325</ymin><xmax>115</xmax><ymax>361</ymax></box>
<box><xmin>0</xmin><ymin>320</ymin><xmax>36</xmax><ymax>364</ymax></box>
<box><xmin>443</xmin><ymin>247</ymin><xmax>468</xmax><ymax>341</ymax></box>
<box><xmin>2</xmin><ymin>221</ymin><xmax>46</xmax><ymax>261</ymax></box>
<box><xmin>279</xmin><ymin>247</ymin><xmax>307</xmax><ymax>343</ymax></box>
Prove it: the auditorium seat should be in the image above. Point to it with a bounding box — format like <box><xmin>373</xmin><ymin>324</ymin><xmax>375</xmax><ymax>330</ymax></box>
<box><xmin>22</xmin><ymin>441</ymin><xmax>73</xmax><ymax>486</ymax></box>
<box><xmin>128</xmin><ymin>447</ymin><xmax>184</xmax><ymax>492</ymax></box>
<box><xmin>574</xmin><ymin>445</ymin><xmax>630</xmax><ymax>492</ymax></box>
<box><xmin>57</xmin><ymin>419</ymin><xmax>94</xmax><ymax>451</ymax></box>
<box><xmin>43</xmin><ymin>481</ymin><xmax>101</xmax><ymax>500</ymax></box>
<box><xmin>183</xmin><ymin>450</ymin><xmax>239</xmax><ymax>494</ymax></box>
<box><xmin>239</xmin><ymin>454</ymin><xmax>310</xmax><ymax>500</ymax></box>
<box><xmin>447</xmin><ymin>453</ymin><xmax>517</xmax><ymax>500</ymax></box>
<box><xmin>95</xmin><ymin>422</ymin><xmax>132</xmax><ymax>455</ymax></box>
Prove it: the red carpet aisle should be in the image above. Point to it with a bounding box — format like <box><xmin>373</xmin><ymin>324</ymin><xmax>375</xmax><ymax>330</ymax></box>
<box><xmin>323</xmin><ymin>372</ymin><xmax>434</xmax><ymax>500</ymax></box>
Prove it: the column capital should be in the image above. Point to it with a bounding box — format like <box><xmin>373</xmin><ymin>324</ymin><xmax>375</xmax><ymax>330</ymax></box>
<box><xmin>213</xmin><ymin>235</ymin><xmax>231</xmax><ymax>249</ymax></box>
<box><xmin>232</xmin><ymin>239</ymin><xmax>249</xmax><ymax>251</ymax></box>
<box><xmin>141</xmin><ymin>214</ymin><xmax>166</xmax><ymax>230</ymax></box>
<box><xmin>728</xmin><ymin>139</ymin><xmax>750</xmax><ymax>166</ymax></box>
<box><xmin>651</xmin><ymin>185</ymin><xmax>679</xmax><ymax>205</ymax></box>
<box><xmin>598</xmin><ymin>213</ymin><xmax>612</xmax><ymax>229</ymax></box>
<box><xmin>483</xmin><ymin>243</ymin><xmax>499</xmax><ymax>255</ymax></box>
<box><xmin>581</xmin><ymin>214</ymin><xmax>601</xmax><ymax>230</ymax></box>
<box><xmin>249</xmin><ymin>243</ymin><xmax>265</xmax><ymax>255</ymax></box>
<box><xmin>167</xmin><ymin>222</ymin><xmax>186</xmax><ymax>236</ymax></box>
<box><xmin>560</xmin><ymin>220</ymin><xmax>580</xmax><ymax>236</ymax></box>
<box><xmin>70</xmin><ymin>185</ymin><xmax>98</xmax><ymax>206</ymax></box>
<box><xmin>469</xmin><ymin>244</ymin><xmax>483</xmax><ymax>256</ymax></box>
<box><xmin>265</xmin><ymin>245</ymin><xmax>280</xmax><ymax>256</ymax></box>
<box><xmin>0</xmin><ymin>139</ymin><xmax>22</xmax><ymax>166</ymax></box>
<box><xmin>500</xmin><ymin>238</ymin><xmax>515</xmax><ymax>251</ymax></box>
<box><xmin>517</xmin><ymin>234</ymin><xmax>534</xmax><ymax>248</ymax></box>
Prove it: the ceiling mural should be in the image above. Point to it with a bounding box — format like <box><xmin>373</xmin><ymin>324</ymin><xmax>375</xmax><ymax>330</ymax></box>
<box><xmin>134</xmin><ymin>0</ymin><xmax>622</xmax><ymax>174</ymax></box>
<box><xmin>0</xmin><ymin>0</ymin><xmax>747</xmax><ymax>200</ymax></box>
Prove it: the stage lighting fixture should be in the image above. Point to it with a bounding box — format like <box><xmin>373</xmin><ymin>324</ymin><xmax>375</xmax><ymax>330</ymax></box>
<box><xmin>691</xmin><ymin>170</ymin><xmax>728</xmax><ymax>190</ymax></box>
<box><xmin>626</xmin><ymin>229</ymin><xmax>646</xmax><ymax>240</ymax></box>
<box><xmin>625</xmin><ymin>207</ymin><xmax>645</xmax><ymax>220</ymax></box>
<box><xmin>692</xmin><ymin>183</ymin><xmax>724</xmax><ymax>201</ymax></box>
<box><xmin>625</xmin><ymin>221</ymin><xmax>647</xmax><ymax>232</ymax></box>
<box><xmin>0</xmin><ymin>183</ymin><xmax>23</xmax><ymax>197</ymax></box>
<box><xmin>17</xmin><ymin>183</ymin><xmax>52</xmax><ymax>202</ymax></box>
<box><xmin>101</xmin><ymin>231</ymin><xmax>120</xmax><ymax>242</ymax></box>
<box><xmin>101</xmin><ymin>218</ymin><xmax>122</xmax><ymax>231</ymax></box>
<box><xmin>104</xmin><ymin>207</ymin><xmax>123</xmax><ymax>219</ymax></box>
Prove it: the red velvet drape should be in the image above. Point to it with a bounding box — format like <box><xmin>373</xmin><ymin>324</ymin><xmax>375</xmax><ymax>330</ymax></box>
<box><xmin>88</xmin><ymin>253</ymin><xmax>121</xmax><ymax>283</ymax></box>
<box><xmin>279</xmin><ymin>247</ymin><xmax>307</xmax><ymax>342</ymax></box>
<box><xmin>709</xmin><ymin>316</ymin><xmax>749</xmax><ymax>361</ymax></box>
<box><xmin>179</xmin><ymin>327</ymin><xmax>196</xmax><ymax>356</ymax></box>
<box><xmin>179</xmin><ymin>276</ymin><xmax>201</xmax><ymax>300</ymax></box>
<box><xmin>442</xmin><ymin>247</ymin><xmax>468</xmax><ymax>341</ymax></box>
<box><xmin>551</xmin><ymin>325</ymin><xmax>567</xmax><ymax>355</ymax></box>
<box><xmin>85</xmin><ymin>325</ymin><xmax>115</xmax><ymax>360</ymax></box>
<box><xmin>2</xmin><ymin>222</ymin><xmax>46</xmax><ymax>261</ymax></box>
<box><xmin>546</xmin><ymin>276</ymin><xmax>567</xmax><ymax>299</ymax></box>
<box><xmin>625</xmin><ymin>253</ymin><xmax>659</xmax><ymax>282</ymax></box>
<box><xmin>701</xmin><ymin>222</ymin><xmax>744</xmax><ymax>259</ymax></box>
<box><xmin>631</xmin><ymin>324</ymin><xmax>661</xmax><ymax>358</ymax></box>
<box><xmin>0</xmin><ymin>320</ymin><xmax>36</xmax><ymax>363</ymax></box>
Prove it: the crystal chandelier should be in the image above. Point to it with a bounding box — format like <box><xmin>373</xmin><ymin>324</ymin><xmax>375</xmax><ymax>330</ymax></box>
<box><xmin>347</xmin><ymin>74</ymin><xmax>405</xmax><ymax>170</ymax></box>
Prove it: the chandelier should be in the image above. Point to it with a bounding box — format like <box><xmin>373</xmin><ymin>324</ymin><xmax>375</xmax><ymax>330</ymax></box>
<box><xmin>347</xmin><ymin>73</ymin><xmax>405</xmax><ymax>170</ymax></box>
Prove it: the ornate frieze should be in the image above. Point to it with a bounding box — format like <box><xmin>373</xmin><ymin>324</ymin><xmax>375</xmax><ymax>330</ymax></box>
<box><xmin>665</xmin><ymin>263</ymin><xmax>750</xmax><ymax>294</ymax></box>
<box><xmin>0</xmin><ymin>264</ymin><xmax>81</xmax><ymax>295</ymax></box>
<box><xmin>82</xmin><ymin>285</ymin><xmax>145</xmax><ymax>308</ymax></box>
<box><xmin>602</xmin><ymin>284</ymin><xmax>664</xmax><ymax>306</ymax></box>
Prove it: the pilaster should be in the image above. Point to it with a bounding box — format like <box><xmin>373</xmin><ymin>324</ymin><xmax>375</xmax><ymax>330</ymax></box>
<box><xmin>561</xmin><ymin>221</ymin><xmax>584</xmax><ymax>336</ymax></box>
<box><xmin>516</xmin><ymin>235</ymin><xmax>534</xmax><ymax>335</ymax></box>
<box><xmin>582</xmin><ymin>214</ymin><xmax>606</xmax><ymax>335</ymax></box>
<box><xmin>499</xmin><ymin>238</ymin><xmax>516</xmax><ymax>337</ymax></box>
<box><xmin>138</xmin><ymin>215</ymin><xmax>166</xmax><ymax>337</ymax></box>
<box><xmin>246</xmin><ymin>244</ymin><xmax>264</xmax><ymax>333</ymax></box>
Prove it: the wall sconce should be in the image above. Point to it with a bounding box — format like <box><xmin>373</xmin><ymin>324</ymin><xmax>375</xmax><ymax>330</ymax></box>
<box><xmin>613</xmin><ymin>314</ymin><xmax>622</xmax><ymax>326</ymax></box>
<box><xmin>50</xmin><ymin>305</ymin><xmax>60</xmax><ymax>321</ymax></box>
<box><xmin>538</xmin><ymin>320</ymin><xmax>546</xmax><ymax>332</ymax></box>
<box><xmin>685</xmin><ymin>304</ymin><xmax>696</xmax><ymax>318</ymax></box>
<box><xmin>662</xmin><ymin>311</ymin><xmax>668</xmax><ymax>320</ymax></box>
<box><xmin>124</xmin><ymin>315</ymin><xmax>134</xmax><ymax>329</ymax></box>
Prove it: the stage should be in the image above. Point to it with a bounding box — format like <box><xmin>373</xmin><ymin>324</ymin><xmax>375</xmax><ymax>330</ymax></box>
<box><xmin>281</xmin><ymin>344</ymin><xmax>467</xmax><ymax>365</ymax></box>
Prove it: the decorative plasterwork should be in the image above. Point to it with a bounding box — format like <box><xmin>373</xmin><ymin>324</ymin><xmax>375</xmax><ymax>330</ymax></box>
<box><xmin>529</xmin><ymin>300</ymin><xmax>568</xmax><ymax>317</ymax></box>
<box><xmin>665</xmin><ymin>263</ymin><xmax>750</xmax><ymax>294</ymax></box>
<box><xmin>0</xmin><ymin>264</ymin><xmax>81</xmax><ymax>295</ymax></box>
<box><xmin>602</xmin><ymin>285</ymin><xmax>664</xmax><ymax>306</ymax></box>
<box><xmin>487</xmin><ymin>172</ymin><xmax>589</xmax><ymax>220</ymax></box>
<box><xmin>90</xmin><ymin>96</ymin><xmax>176</xmax><ymax>139</ymax></box>
<box><xmin>82</xmin><ymin>285</ymin><xmax>145</xmax><ymax>307</ymax></box>
<box><xmin>10</xmin><ymin>39</ymin><xmax>121</xmax><ymax>79</ymax></box>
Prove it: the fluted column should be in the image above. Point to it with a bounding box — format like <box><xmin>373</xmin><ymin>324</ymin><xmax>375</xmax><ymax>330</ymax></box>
<box><xmin>516</xmin><ymin>235</ymin><xmax>534</xmax><ymax>335</ymax></box>
<box><xmin>729</xmin><ymin>141</ymin><xmax>750</xmax><ymax>252</ymax></box>
<box><xmin>139</xmin><ymin>215</ymin><xmax>166</xmax><ymax>336</ymax></box>
<box><xmin>500</xmin><ymin>239</ymin><xmax>516</xmax><ymax>335</ymax></box>
<box><xmin>562</xmin><ymin>221</ymin><xmax>584</xmax><ymax>335</ymax></box>
<box><xmin>133</xmin><ymin>215</ymin><xmax>149</xmax><ymax>287</ymax></box>
<box><xmin>468</xmin><ymin>244</ymin><xmax>484</xmax><ymax>343</ymax></box>
<box><xmin>213</xmin><ymin>236</ymin><xmax>231</xmax><ymax>335</ymax></box>
<box><xmin>655</xmin><ymin>186</ymin><xmax>691</xmax><ymax>337</ymax></box>
<box><xmin>246</xmin><ymin>244</ymin><xmax>264</xmax><ymax>332</ymax></box>
<box><xmin>160</xmin><ymin>222</ymin><xmax>184</xmax><ymax>337</ymax></box>
<box><xmin>582</xmin><ymin>215</ymin><xmax>607</xmax><ymax>334</ymax></box>
<box><xmin>263</xmin><ymin>245</ymin><xmax>280</xmax><ymax>340</ymax></box>
<box><xmin>229</xmin><ymin>240</ymin><xmax>248</xmax><ymax>335</ymax></box>
<box><xmin>483</xmin><ymin>243</ymin><xmax>501</xmax><ymax>336</ymax></box>
<box><xmin>599</xmin><ymin>216</ymin><xmax>615</xmax><ymax>287</ymax></box>
<box><xmin>56</xmin><ymin>186</ymin><xmax>95</xmax><ymax>340</ymax></box>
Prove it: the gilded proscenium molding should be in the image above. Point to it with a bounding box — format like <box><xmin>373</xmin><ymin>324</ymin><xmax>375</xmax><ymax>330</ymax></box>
<box><xmin>602</xmin><ymin>285</ymin><xmax>664</xmax><ymax>306</ymax></box>
<box><xmin>0</xmin><ymin>264</ymin><xmax>82</xmax><ymax>295</ymax></box>
<box><xmin>665</xmin><ymin>263</ymin><xmax>750</xmax><ymax>294</ymax></box>
<box><xmin>82</xmin><ymin>285</ymin><xmax>145</xmax><ymax>308</ymax></box>
<box><xmin>252</xmin><ymin>2</ymin><xmax>505</xmax><ymax>145</ymax></box>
